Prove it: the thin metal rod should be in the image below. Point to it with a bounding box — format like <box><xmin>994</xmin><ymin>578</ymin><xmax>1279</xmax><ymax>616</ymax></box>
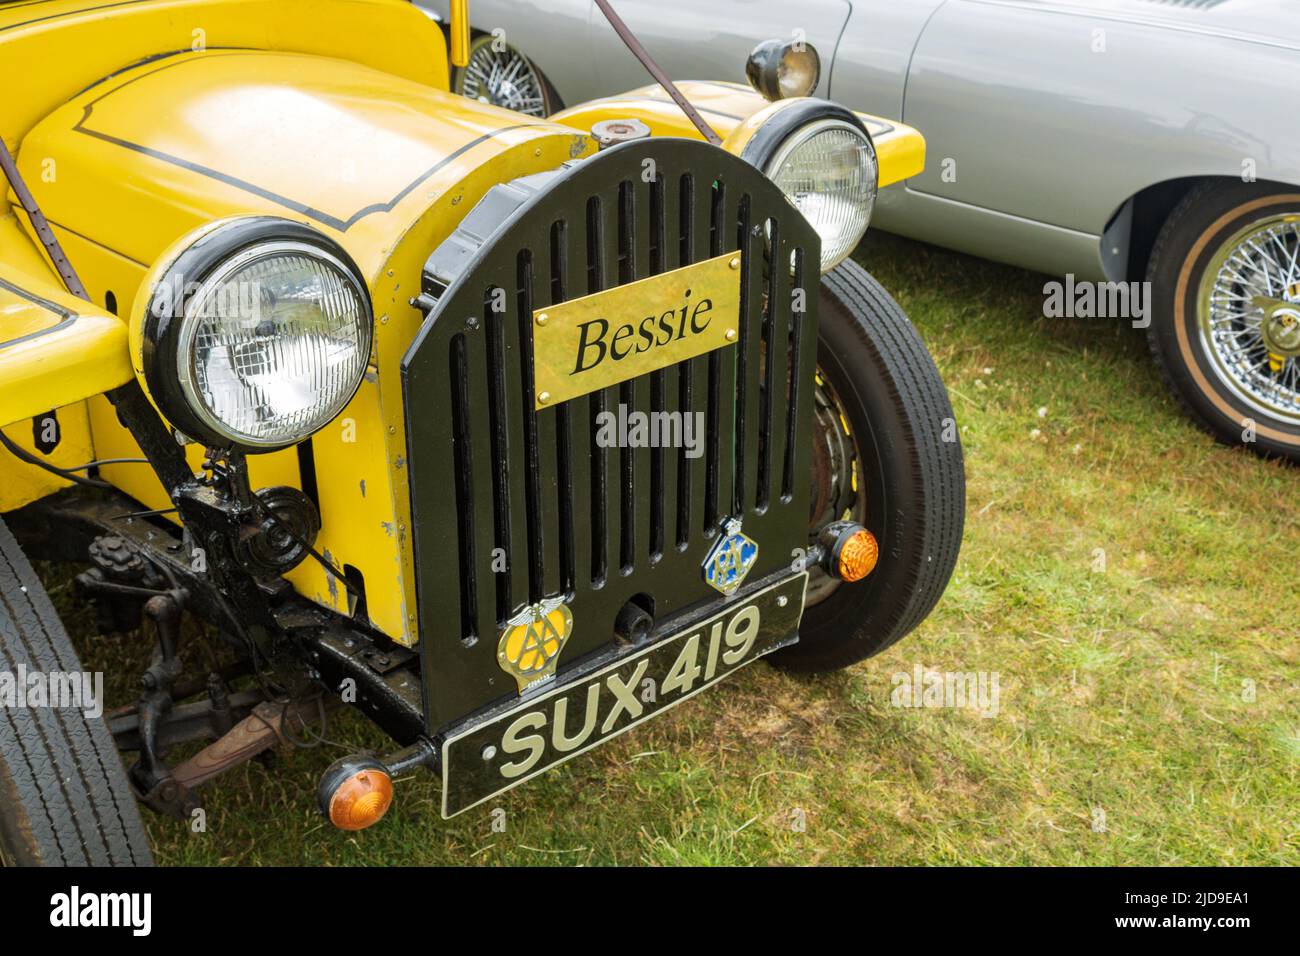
<box><xmin>0</xmin><ymin>136</ymin><xmax>89</xmax><ymax>300</ymax></box>
<box><xmin>593</xmin><ymin>0</ymin><xmax>723</xmax><ymax>146</ymax></box>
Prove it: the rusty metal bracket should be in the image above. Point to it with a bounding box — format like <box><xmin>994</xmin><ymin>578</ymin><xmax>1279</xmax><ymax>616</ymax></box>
<box><xmin>171</xmin><ymin>697</ymin><xmax>331</xmax><ymax>790</ymax></box>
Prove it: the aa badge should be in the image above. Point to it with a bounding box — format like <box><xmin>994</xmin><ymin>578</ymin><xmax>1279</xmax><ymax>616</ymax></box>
<box><xmin>702</xmin><ymin>518</ymin><xmax>759</xmax><ymax>596</ymax></box>
<box><xmin>496</xmin><ymin>597</ymin><xmax>574</xmax><ymax>694</ymax></box>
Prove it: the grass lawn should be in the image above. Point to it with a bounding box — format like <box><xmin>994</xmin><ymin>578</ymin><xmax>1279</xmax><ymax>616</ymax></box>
<box><xmin>53</xmin><ymin>231</ymin><xmax>1300</xmax><ymax>865</ymax></box>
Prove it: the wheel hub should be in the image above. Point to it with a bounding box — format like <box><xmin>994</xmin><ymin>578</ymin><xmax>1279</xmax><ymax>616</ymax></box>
<box><xmin>1257</xmin><ymin>297</ymin><xmax>1300</xmax><ymax>357</ymax></box>
<box><xmin>807</xmin><ymin>370</ymin><xmax>864</xmax><ymax>606</ymax></box>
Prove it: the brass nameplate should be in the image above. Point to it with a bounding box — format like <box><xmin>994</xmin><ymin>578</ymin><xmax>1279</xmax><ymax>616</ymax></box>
<box><xmin>532</xmin><ymin>252</ymin><xmax>741</xmax><ymax>409</ymax></box>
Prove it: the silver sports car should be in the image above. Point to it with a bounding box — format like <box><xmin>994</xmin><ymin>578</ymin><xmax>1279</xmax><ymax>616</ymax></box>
<box><xmin>421</xmin><ymin>0</ymin><xmax>1300</xmax><ymax>463</ymax></box>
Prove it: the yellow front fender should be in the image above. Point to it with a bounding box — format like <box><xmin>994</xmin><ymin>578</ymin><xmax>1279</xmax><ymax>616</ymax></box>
<box><xmin>0</xmin><ymin>261</ymin><xmax>131</xmax><ymax>429</ymax></box>
<box><xmin>551</xmin><ymin>82</ymin><xmax>926</xmax><ymax>188</ymax></box>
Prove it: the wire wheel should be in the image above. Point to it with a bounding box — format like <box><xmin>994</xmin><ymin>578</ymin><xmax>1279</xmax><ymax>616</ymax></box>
<box><xmin>1197</xmin><ymin>213</ymin><xmax>1300</xmax><ymax>423</ymax></box>
<box><xmin>454</xmin><ymin>35</ymin><xmax>552</xmax><ymax>118</ymax></box>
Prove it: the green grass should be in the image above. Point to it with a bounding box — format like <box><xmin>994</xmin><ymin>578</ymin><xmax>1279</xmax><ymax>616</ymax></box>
<box><xmin>51</xmin><ymin>233</ymin><xmax>1300</xmax><ymax>865</ymax></box>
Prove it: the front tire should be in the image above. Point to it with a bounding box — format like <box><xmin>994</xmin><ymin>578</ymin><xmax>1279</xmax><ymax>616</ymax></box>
<box><xmin>0</xmin><ymin>518</ymin><xmax>152</xmax><ymax>866</ymax></box>
<box><xmin>1147</xmin><ymin>180</ymin><xmax>1300</xmax><ymax>462</ymax></box>
<box><xmin>771</xmin><ymin>260</ymin><xmax>965</xmax><ymax>672</ymax></box>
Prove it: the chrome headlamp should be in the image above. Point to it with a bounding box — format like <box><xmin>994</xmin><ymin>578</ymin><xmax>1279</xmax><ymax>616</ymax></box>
<box><xmin>741</xmin><ymin>102</ymin><xmax>879</xmax><ymax>273</ymax></box>
<box><xmin>142</xmin><ymin>218</ymin><xmax>372</xmax><ymax>452</ymax></box>
<box><xmin>745</xmin><ymin>38</ymin><xmax>821</xmax><ymax>101</ymax></box>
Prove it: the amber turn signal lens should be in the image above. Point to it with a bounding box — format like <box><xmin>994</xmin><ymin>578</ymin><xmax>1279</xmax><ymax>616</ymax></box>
<box><xmin>327</xmin><ymin>767</ymin><xmax>393</xmax><ymax>831</ymax></box>
<box><xmin>837</xmin><ymin>528</ymin><xmax>879</xmax><ymax>582</ymax></box>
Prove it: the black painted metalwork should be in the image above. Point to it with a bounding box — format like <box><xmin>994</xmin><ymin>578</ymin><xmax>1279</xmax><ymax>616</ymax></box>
<box><xmin>403</xmin><ymin>138</ymin><xmax>821</xmax><ymax>731</ymax></box>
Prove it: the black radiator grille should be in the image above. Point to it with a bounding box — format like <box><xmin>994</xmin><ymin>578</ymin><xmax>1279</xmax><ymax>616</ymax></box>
<box><xmin>462</xmin><ymin>174</ymin><xmax>798</xmax><ymax>622</ymax></box>
<box><xmin>404</xmin><ymin>140</ymin><xmax>820</xmax><ymax>730</ymax></box>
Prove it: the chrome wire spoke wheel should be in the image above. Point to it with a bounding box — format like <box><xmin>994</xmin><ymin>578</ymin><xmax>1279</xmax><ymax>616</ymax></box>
<box><xmin>806</xmin><ymin>368</ymin><xmax>864</xmax><ymax>607</ymax></box>
<box><xmin>1197</xmin><ymin>213</ymin><xmax>1300</xmax><ymax>424</ymax></box>
<box><xmin>456</xmin><ymin>37</ymin><xmax>549</xmax><ymax>118</ymax></box>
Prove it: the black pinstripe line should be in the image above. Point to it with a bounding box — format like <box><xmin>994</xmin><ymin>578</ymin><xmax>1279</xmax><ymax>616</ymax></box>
<box><xmin>0</xmin><ymin>275</ymin><xmax>77</xmax><ymax>349</ymax></box>
<box><xmin>71</xmin><ymin>50</ymin><xmax>566</xmax><ymax>231</ymax></box>
<box><xmin>0</xmin><ymin>0</ymin><xmax>152</xmax><ymax>33</ymax></box>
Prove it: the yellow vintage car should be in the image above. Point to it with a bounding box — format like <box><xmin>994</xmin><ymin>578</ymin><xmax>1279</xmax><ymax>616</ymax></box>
<box><xmin>0</xmin><ymin>0</ymin><xmax>963</xmax><ymax>864</ymax></box>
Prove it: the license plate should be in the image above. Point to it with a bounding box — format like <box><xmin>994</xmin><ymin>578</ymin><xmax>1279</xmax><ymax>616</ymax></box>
<box><xmin>530</xmin><ymin>251</ymin><xmax>741</xmax><ymax>409</ymax></box>
<box><xmin>440</xmin><ymin>573</ymin><xmax>807</xmax><ymax>818</ymax></box>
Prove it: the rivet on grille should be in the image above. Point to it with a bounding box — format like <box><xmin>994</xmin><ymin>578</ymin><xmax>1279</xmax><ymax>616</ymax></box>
<box><xmin>536</xmin><ymin>313</ymin><xmax>549</xmax><ymax>326</ymax></box>
<box><xmin>538</xmin><ymin>391</ymin><xmax>551</xmax><ymax>404</ymax></box>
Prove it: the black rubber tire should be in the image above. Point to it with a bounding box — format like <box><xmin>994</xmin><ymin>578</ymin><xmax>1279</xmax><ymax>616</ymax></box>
<box><xmin>1146</xmin><ymin>180</ymin><xmax>1300</xmax><ymax>463</ymax></box>
<box><xmin>0</xmin><ymin>518</ymin><xmax>152</xmax><ymax>866</ymax></box>
<box><xmin>452</xmin><ymin>33</ymin><xmax>560</xmax><ymax>118</ymax></box>
<box><xmin>771</xmin><ymin>260</ymin><xmax>965</xmax><ymax>672</ymax></box>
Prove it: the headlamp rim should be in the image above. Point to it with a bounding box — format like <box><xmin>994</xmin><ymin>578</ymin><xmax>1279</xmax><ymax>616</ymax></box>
<box><xmin>764</xmin><ymin>116</ymin><xmax>875</xmax><ymax>186</ymax></box>
<box><xmin>738</xmin><ymin>100</ymin><xmax>873</xmax><ymax>180</ymax></box>
<box><xmin>141</xmin><ymin>217</ymin><xmax>372</xmax><ymax>453</ymax></box>
<box><xmin>739</xmin><ymin>102</ymin><xmax>878</xmax><ymax>274</ymax></box>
